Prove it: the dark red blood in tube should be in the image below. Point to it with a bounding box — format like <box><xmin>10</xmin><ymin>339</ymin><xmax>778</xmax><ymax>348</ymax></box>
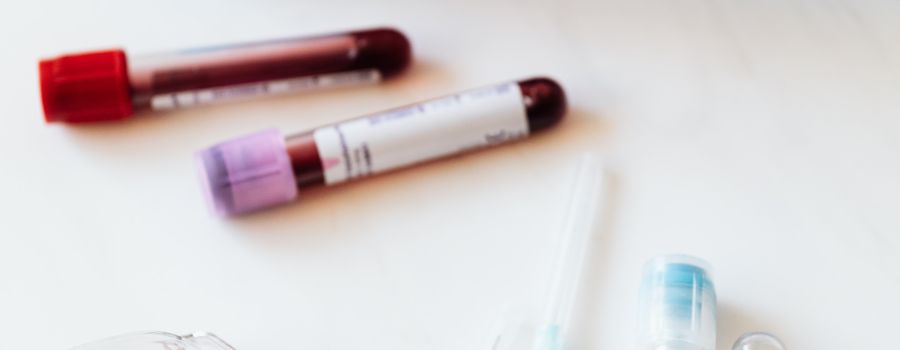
<box><xmin>521</xmin><ymin>77</ymin><xmax>567</xmax><ymax>132</ymax></box>
<box><xmin>39</xmin><ymin>28</ymin><xmax>411</xmax><ymax>123</ymax></box>
<box><xmin>285</xmin><ymin>77</ymin><xmax>567</xmax><ymax>189</ymax></box>
<box><xmin>129</xmin><ymin>28</ymin><xmax>411</xmax><ymax>111</ymax></box>
<box><xmin>348</xmin><ymin>29</ymin><xmax>412</xmax><ymax>79</ymax></box>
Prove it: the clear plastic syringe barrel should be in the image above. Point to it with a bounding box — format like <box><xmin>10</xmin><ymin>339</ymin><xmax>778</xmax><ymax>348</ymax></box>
<box><xmin>533</xmin><ymin>154</ymin><xmax>604</xmax><ymax>350</ymax></box>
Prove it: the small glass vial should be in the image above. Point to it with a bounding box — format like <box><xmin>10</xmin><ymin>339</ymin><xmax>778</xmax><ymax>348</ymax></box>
<box><xmin>732</xmin><ymin>332</ymin><xmax>786</xmax><ymax>350</ymax></box>
<box><xmin>637</xmin><ymin>255</ymin><xmax>717</xmax><ymax>350</ymax></box>
<box><xmin>195</xmin><ymin>77</ymin><xmax>566</xmax><ymax>216</ymax></box>
<box><xmin>70</xmin><ymin>332</ymin><xmax>235</xmax><ymax>350</ymax></box>
<box><xmin>39</xmin><ymin>28</ymin><xmax>411</xmax><ymax>123</ymax></box>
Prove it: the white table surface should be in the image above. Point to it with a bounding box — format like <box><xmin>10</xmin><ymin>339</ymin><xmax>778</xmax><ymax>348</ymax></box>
<box><xmin>1</xmin><ymin>1</ymin><xmax>898</xmax><ymax>349</ymax></box>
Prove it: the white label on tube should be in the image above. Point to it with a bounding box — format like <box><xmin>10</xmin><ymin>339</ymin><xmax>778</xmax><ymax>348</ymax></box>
<box><xmin>150</xmin><ymin>69</ymin><xmax>381</xmax><ymax>110</ymax></box>
<box><xmin>313</xmin><ymin>82</ymin><xmax>529</xmax><ymax>185</ymax></box>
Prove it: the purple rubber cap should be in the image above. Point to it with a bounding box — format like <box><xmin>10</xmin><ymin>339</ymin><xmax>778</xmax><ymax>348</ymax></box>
<box><xmin>195</xmin><ymin>129</ymin><xmax>298</xmax><ymax>216</ymax></box>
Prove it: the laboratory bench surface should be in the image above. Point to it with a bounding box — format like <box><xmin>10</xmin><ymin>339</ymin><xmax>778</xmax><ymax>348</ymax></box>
<box><xmin>1</xmin><ymin>1</ymin><xmax>898</xmax><ymax>349</ymax></box>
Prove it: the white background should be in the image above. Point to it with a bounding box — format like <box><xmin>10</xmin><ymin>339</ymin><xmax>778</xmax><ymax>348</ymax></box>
<box><xmin>1</xmin><ymin>1</ymin><xmax>898</xmax><ymax>349</ymax></box>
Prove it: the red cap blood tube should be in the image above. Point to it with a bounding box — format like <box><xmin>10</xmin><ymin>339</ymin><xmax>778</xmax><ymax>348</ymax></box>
<box><xmin>195</xmin><ymin>77</ymin><xmax>567</xmax><ymax>216</ymax></box>
<box><xmin>38</xmin><ymin>28</ymin><xmax>412</xmax><ymax>123</ymax></box>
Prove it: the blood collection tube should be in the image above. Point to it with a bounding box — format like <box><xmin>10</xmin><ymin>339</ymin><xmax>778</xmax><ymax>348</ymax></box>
<box><xmin>196</xmin><ymin>77</ymin><xmax>566</xmax><ymax>216</ymax></box>
<box><xmin>39</xmin><ymin>28</ymin><xmax>411</xmax><ymax>123</ymax></box>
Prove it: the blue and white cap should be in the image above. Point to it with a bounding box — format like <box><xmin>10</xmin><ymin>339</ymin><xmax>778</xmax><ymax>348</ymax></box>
<box><xmin>637</xmin><ymin>255</ymin><xmax>717</xmax><ymax>350</ymax></box>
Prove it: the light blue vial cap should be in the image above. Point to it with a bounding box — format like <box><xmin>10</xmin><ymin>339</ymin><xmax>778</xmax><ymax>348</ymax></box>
<box><xmin>637</xmin><ymin>255</ymin><xmax>717</xmax><ymax>350</ymax></box>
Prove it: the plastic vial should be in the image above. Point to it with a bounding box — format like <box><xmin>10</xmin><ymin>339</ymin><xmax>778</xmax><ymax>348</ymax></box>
<box><xmin>732</xmin><ymin>332</ymin><xmax>786</xmax><ymax>350</ymax></box>
<box><xmin>637</xmin><ymin>255</ymin><xmax>717</xmax><ymax>350</ymax></box>
<box><xmin>195</xmin><ymin>77</ymin><xmax>566</xmax><ymax>216</ymax></box>
<box><xmin>39</xmin><ymin>28</ymin><xmax>411</xmax><ymax>123</ymax></box>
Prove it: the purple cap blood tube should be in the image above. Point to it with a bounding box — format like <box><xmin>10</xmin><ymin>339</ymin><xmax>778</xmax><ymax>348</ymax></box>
<box><xmin>196</xmin><ymin>77</ymin><xmax>567</xmax><ymax>216</ymax></box>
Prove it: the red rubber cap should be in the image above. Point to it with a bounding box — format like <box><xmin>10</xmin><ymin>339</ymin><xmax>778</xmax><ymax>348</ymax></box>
<box><xmin>39</xmin><ymin>49</ymin><xmax>133</xmax><ymax>123</ymax></box>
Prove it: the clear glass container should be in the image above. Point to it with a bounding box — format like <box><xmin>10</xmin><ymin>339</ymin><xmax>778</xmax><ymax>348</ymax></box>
<box><xmin>732</xmin><ymin>332</ymin><xmax>786</xmax><ymax>350</ymax></box>
<box><xmin>70</xmin><ymin>332</ymin><xmax>235</xmax><ymax>350</ymax></box>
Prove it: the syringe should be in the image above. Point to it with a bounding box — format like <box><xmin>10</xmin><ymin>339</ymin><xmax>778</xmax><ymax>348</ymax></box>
<box><xmin>492</xmin><ymin>154</ymin><xmax>606</xmax><ymax>350</ymax></box>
